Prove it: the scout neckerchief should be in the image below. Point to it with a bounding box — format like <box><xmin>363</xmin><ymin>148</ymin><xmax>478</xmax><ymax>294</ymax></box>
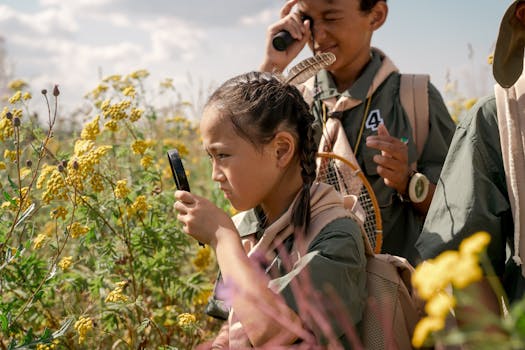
<box><xmin>495</xmin><ymin>74</ymin><xmax>525</xmax><ymax>277</ymax></box>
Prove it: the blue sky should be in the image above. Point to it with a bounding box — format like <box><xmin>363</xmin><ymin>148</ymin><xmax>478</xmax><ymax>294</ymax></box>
<box><xmin>0</xmin><ymin>0</ymin><xmax>513</xmax><ymax>115</ymax></box>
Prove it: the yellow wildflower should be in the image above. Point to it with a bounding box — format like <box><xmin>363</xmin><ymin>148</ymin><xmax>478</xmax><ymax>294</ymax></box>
<box><xmin>193</xmin><ymin>246</ymin><xmax>212</xmax><ymax>271</ymax></box>
<box><xmin>0</xmin><ymin>161</ymin><xmax>5</xmax><ymax>170</ymax></box>
<box><xmin>114</xmin><ymin>179</ymin><xmax>130</xmax><ymax>199</ymax></box>
<box><xmin>122</xmin><ymin>86</ymin><xmax>136</xmax><ymax>98</ymax></box>
<box><xmin>130</xmin><ymin>107</ymin><xmax>143</xmax><ymax>122</ymax></box>
<box><xmin>425</xmin><ymin>292</ymin><xmax>455</xmax><ymax>320</ymax></box>
<box><xmin>105</xmin><ymin>282</ymin><xmax>129</xmax><ymax>303</ymax></box>
<box><xmin>33</xmin><ymin>234</ymin><xmax>47</xmax><ymax>249</ymax></box>
<box><xmin>103</xmin><ymin>74</ymin><xmax>122</xmax><ymax>83</ymax></box>
<box><xmin>160</xmin><ymin>78</ymin><xmax>174</xmax><ymax>90</ymax></box>
<box><xmin>4</xmin><ymin>149</ymin><xmax>17</xmax><ymax>162</ymax></box>
<box><xmin>22</xmin><ymin>92</ymin><xmax>31</xmax><ymax>100</ymax></box>
<box><xmin>36</xmin><ymin>340</ymin><xmax>59</xmax><ymax>350</ymax></box>
<box><xmin>86</xmin><ymin>83</ymin><xmax>108</xmax><ymax>100</ymax></box>
<box><xmin>131</xmin><ymin>139</ymin><xmax>148</xmax><ymax>155</ymax></box>
<box><xmin>141</xmin><ymin>155</ymin><xmax>153</xmax><ymax>168</ymax></box>
<box><xmin>20</xmin><ymin>167</ymin><xmax>31</xmax><ymax>180</ymax></box>
<box><xmin>488</xmin><ymin>54</ymin><xmax>494</xmax><ymax>65</ymax></box>
<box><xmin>412</xmin><ymin>251</ymin><xmax>460</xmax><ymax>300</ymax></box>
<box><xmin>80</xmin><ymin>115</ymin><xmax>101</xmax><ymax>140</ymax></box>
<box><xmin>128</xmin><ymin>69</ymin><xmax>149</xmax><ymax>80</ymax></box>
<box><xmin>463</xmin><ymin>98</ymin><xmax>478</xmax><ymax>112</ymax></box>
<box><xmin>74</xmin><ymin>316</ymin><xmax>93</xmax><ymax>344</ymax></box>
<box><xmin>177</xmin><ymin>313</ymin><xmax>196</xmax><ymax>329</ymax></box>
<box><xmin>90</xmin><ymin>173</ymin><xmax>105</xmax><ymax>192</ymax></box>
<box><xmin>68</xmin><ymin>222</ymin><xmax>89</xmax><ymax>238</ymax></box>
<box><xmin>459</xmin><ymin>231</ymin><xmax>491</xmax><ymax>257</ymax></box>
<box><xmin>128</xmin><ymin>195</ymin><xmax>149</xmax><ymax>217</ymax></box>
<box><xmin>104</xmin><ymin>119</ymin><xmax>118</xmax><ymax>132</ymax></box>
<box><xmin>50</xmin><ymin>206</ymin><xmax>68</xmax><ymax>220</ymax></box>
<box><xmin>8</xmin><ymin>79</ymin><xmax>28</xmax><ymax>91</ymax></box>
<box><xmin>412</xmin><ymin>316</ymin><xmax>445</xmax><ymax>348</ymax></box>
<box><xmin>450</xmin><ymin>254</ymin><xmax>483</xmax><ymax>289</ymax></box>
<box><xmin>193</xmin><ymin>289</ymin><xmax>212</xmax><ymax>305</ymax></box>
<box><xmin>42</xmin><ymin>221</ymin><xmax>56</xmax><ymax>237</ymax></box>
<box><xmin>58</xmin><ymin>256</ymin><xmax>73</xmax><ymax>271</ymax></box>
<box><xmin>9</xmin><ymin>91</ymin><xmax>22</xmax><ymax>104</ymax></box>
<box><xmin>0</xmin><ymin>116</ymin><xmax>14</xmax><ymax>141</ymax></box>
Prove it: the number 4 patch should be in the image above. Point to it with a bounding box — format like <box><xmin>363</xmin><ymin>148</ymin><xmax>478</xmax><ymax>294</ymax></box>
<box><xmin>365</xmin><ymin>109</ymin><xmax>383</xmax><ymax>131</ymax></box>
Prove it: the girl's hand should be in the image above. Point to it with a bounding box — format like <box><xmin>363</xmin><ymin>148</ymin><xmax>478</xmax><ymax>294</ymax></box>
<box><xmin>260</xmin><ymin>0</ymin><xmax>311</xmax><ymax>73</ymax></box>
<box><xmin>365</xmin><ymin>124</ymin><xmax>411</xmax><ymax>194</ymax></box>
<box><xmin>173</xmin><ymin>190</ymin><xmax>237</xmax><ymax>248</ymax></box>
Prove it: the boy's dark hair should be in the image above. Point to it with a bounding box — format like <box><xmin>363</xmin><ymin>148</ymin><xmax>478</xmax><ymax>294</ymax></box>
<box><xmin>205</xmin><ymin>71</ymin><xmax>317</xmax><ymax>234</ymax></box>
<box><xmin>360</xmin><ymin>0</ymin><xmax>386</xmax><ymax>12</ymax></box>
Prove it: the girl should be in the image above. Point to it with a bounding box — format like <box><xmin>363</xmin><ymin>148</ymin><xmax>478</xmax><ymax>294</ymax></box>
<box><xmin>174</xmin><ymin>71</ymin><xmax>366</xmax><ymax>348</ymax></box>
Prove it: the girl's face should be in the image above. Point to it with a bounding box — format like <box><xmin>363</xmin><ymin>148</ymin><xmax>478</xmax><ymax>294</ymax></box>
<box><xmin>200</xmin><ymin>106</ymin><xmax>285</xmax><ymax>213</ymax></box>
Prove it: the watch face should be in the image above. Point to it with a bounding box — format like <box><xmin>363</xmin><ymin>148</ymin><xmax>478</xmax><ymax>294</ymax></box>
<box><xmin>409</xmin><ymin>172</ymin><xmax>430</xmax><ymax>203</ymax></box>
<box><xmin>414</xmin><ymin>178</ymin><xmax>425</xmax><ymax>198</ymax></box>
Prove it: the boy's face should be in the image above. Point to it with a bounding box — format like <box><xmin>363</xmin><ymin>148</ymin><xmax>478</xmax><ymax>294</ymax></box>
<box><xmin>297</xmin><ymin>0</ymin><xmax>377</xmax><ymax>75</ymax></box>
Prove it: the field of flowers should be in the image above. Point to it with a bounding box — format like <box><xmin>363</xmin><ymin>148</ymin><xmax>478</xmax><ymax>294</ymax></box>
<box><xmin>0</xmin><ymin>71</ymin><xmax>230</xmax><ymax>349</ymax></box>
<box><xmin>1</xmin><ymin>66</ymin><xmax>501</xmax><ymax>350</ymax></box>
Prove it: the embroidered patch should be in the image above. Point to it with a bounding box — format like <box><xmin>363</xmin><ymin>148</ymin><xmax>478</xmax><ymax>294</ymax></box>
<box><xmin>365</xmin><ymin>109</ymin><xmax>383</xmax><ymax>131</ymax></box>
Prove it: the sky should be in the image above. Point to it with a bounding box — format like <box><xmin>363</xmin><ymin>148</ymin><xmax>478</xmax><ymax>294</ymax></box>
<box><xmin>0</xmin><ymin>0</ymin><xmax>514</xmax><ymax>118</ymax></box>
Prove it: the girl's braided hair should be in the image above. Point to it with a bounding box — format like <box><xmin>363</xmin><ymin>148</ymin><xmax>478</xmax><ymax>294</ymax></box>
<box><xmin>205</xmin><ymin>71</ymin><xmax>317</xmax><ymax>234</ymax></box>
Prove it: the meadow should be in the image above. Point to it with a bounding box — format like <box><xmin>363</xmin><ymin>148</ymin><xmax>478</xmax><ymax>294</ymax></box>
<box><xmin>1</xmin><ymin>69</ymin><xmax>508</xmax><ymax>349</ymax></box>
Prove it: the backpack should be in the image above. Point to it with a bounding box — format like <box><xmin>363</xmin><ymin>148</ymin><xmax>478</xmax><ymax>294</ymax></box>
<box><xmin>400</xmin><ymin>74</ymin><xmax>430</xmax><ymax>170</ymax></box>
<box><xmin>359</xmin><ymin>230</ymin><xmax>426</xmax><ymax>350</ymax></box>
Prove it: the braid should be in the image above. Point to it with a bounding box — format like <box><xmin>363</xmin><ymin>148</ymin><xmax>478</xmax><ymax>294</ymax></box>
<box><xmin>287</xmin><ymin>85</ymin><xmax>317</xmax><ymax>235</ymax></box>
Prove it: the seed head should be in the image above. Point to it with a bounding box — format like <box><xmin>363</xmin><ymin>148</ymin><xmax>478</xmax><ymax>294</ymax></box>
<box><xmin>53</xmin><ymin>85</ymin><xmax>60</xmax><ymax>97</ymax></box>
<box><xmin>5</xmin><ymin>111</ymin><xmax>12</xmax><ymax>120</ymax></box>
<box><xmin>13</xmin><ymin>117</ymin><xmax>21</xmax><ymax>127</ymax></box>
<box><xmin>26</xmin><ymin>160</ymin><xmax>33</xmax><ymax>167</ymax></box>
<box><xmin>41</xmin><ymin>89</ymin><xmax>47</xmax><ymax>95</ymax></box>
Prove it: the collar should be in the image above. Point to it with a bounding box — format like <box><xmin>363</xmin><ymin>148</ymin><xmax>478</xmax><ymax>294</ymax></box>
<box><xmin>315</xmin><ymin>49</ymin><xmax>383</xmax><ymax>102</ymax></box>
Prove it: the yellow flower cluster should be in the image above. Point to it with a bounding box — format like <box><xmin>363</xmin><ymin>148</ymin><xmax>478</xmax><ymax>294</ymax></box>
<box><xmin>128</xmin><ymin>69</ymin><xmax>149</xmax><ymax>80</ymax></box>
<box><xmin>90</xmin><ymin>173</ymin><xmax>105</xmax><ymax>192</ymax></box>
<box><xmin>9</xmin><ymin>91</ymin><xmax>22</xmax><ymax>104</ymax></box>
<box><xmin>177</xmin><ymin>313</ymin><xmax>196</xmax><ymax>329</ymax></box>
<box><xmin>131</xmin><ymin>140</ymin><xmax>149</xmax><ymax>155</ymax></box>
<box><xmin>86</xmin><ymin>83</ymin><xmax>109</xmax><ymax>100</ymax></box>
<box><xmin>15</xmin><ymin>186</ymin><xmax>32</xmax><ymax>212</ymax></box>
<box><xmin>0</xmin><ymin>161</ymin><xmax>6</xmax><ymax>170</ymax></box>
<box><xmin>68</xmin><ymin>222</ymin><xmax>89</xmax><ymax>238</ymax></box>
<box><xmin>140</xmin><ymin>155</ymin><xmax>153</xmax><ymax>168</ymax></box>
<box><xmin>130</xmin><ymin>107</ymin><xmax>143</xmax><ymax>122</ymax></box>
<box><xmin>114</xmin><ymin>179</ymin><xmax>130</xmax><ymax>199</ymax></box>
<box><xmin>0</xmin><ymin>107</ymin><xmax>14</xmax><ymax>141</ymax></box>
<box><xmin>162</xmin><ymin>140</ymin><xmax>189</xmax><ymax>157</ymax></box>
<box><xmin>66</xmin><ymin>141</ymin><xmax>112</xmax><ymax>193</ymax></box>
<box><xmin>51</xmin><ymin>206</ymin><xmax>68</xmax><ymax>220</ymax></box>
<box><xmin>8</xmin><ymin>79</ymin><xmax>28</xmax><ymax>91</ymax></box>
<box><xmin>33</xmin><ymin>233</ymin><xmax>48</xmax><ymax>250</ymax></box>
<box><xmin>80</xmin><ymin>115</ymin><xmax>101</xmax><ymax>141</ymax></box>
<box><xmin>41</xmin><ymin>168</ymin><xmax>68</xmax><ymax>204</ymax></box>
<box><xmin>101</xmin><ymin>99</ymin><xmax>131</xmax><ymax>121</ymax></box>
<box><xmin>128</xmin><ymin>195</ymin><xmax>149</xmax><ymax>218</ymax></box>
<box><xmin>58</xmin><ymin>256</ymin><xmax>73</xmax><ymax>271</ymax></box>
<box><xmin>4</xmin><ymin>149</ymin><xmax>17</xmax><ymax>162</ymax></box>
<box><xmin>74</xmin><ymin>316</ymin><xmax>93</xmax><ymax>344</ymax></box>
<box><xmin>104</xmin><ymin>119</ymin><xmax>118</xmax><ymax>132</ymax></box>
<box><xmin>193</xmin><ymin>289</ymin><xmax>212</xmax><ymax>306</ymax></box>
<box><xmin>411</xmin><ymin>231</ymin><xmax>491</xmax><ymax>348</ymax></box>
<box><xmin>193</xmin><ymin>246</ymin><xmax>213</xmax><ymax>271</ymax></box>
<box><xmin>105</xmin><ymin>281</ymin><xmax>129</xmax><ymax>303</ymax></box>
<box><xmin>122</xmin><ymin>86</ymin><xmax>136</xmax><ymax>98</ymax></box>
<box><xmin>36</xmin><ymin>339</ymin><xmax>59</xmax><ymax>350</ymax></box>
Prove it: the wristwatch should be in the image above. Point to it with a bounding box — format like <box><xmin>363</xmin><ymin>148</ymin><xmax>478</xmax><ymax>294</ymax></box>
<box><xmin>399</xmin><ymin>171</ymin><xmax>430</xmax><ymax>203</ymax></box>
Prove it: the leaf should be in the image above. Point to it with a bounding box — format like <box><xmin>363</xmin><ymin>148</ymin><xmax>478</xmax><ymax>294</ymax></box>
<box><xmin>2</xmin><ymin>191</ymin><xmax>16</xmax><ymax>205</ymax></box>
<box><xmin>0</xmin><ymin>313</ymin><xmax>8</xmax><ymax>332</ymax></box>
<box><xmin>285</xmin><ymin>52</ymin><xmax>336</xmax><ymax>86</ymax></box>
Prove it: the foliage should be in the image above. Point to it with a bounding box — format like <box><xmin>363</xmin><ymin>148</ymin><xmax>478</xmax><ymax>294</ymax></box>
<box><xmin>0</xmin><ymin>71</ymin><xmax>227</xmax><ymax>349</ymax></box>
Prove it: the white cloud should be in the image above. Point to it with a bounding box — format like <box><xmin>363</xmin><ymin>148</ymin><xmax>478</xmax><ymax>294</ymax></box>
<box><xmin>239</xmin><ymin>8</ymin><xmax>277</xmax><ymax>27</ymax></box>
<box><xmin>0</xmin><ymin>4</ymin><xmax>78</xmax><ymax>35</ymax></box>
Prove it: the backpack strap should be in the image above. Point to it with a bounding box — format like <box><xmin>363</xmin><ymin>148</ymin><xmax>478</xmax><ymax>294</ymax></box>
<box><xmin>399</xmin><ymin>74</ymin><xmax>430</xmax><ymax>170</ymax></box>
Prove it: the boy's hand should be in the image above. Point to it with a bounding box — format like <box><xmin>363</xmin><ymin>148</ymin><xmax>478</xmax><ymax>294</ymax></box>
<box><xmin>365</xmin><ymin>124</ymin><xmax>411</xmax><ymax>194</ymax></box>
